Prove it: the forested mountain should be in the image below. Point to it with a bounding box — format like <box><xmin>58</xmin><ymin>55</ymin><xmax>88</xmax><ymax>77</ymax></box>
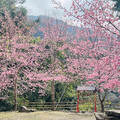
<box><xmin>28</xmin><ymin>15</ymin><xmax>78</xmax><ymax>38</ymax></box>
<box><xmin>28</xmin><ymin>15</ymin><xmax>99</xmax><ymax>43</ymax></box>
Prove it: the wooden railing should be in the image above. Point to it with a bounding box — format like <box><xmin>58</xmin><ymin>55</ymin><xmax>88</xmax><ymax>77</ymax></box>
<box><xmin>26</xmin><ymin>100</ymin><xmax>120</xmax><ymax>111</ymax></box>
<box><xmin>27</xmin><ymin>102</ymin><xmax>77</xmax><ymax>111</ymax></box>
<box><xmin>104</xmin><ymin>100</ymin><xmax>120</xmax><ymax>110</ymax></box>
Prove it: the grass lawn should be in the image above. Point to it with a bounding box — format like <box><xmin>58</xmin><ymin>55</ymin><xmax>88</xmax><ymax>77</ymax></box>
<box><xmin>0</xmin><ymin>111</ymin><xmax>95</xmax><ymax>120</ymax></box>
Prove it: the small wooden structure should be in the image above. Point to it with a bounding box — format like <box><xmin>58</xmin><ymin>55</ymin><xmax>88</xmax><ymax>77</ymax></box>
<box><xmin>76</xmin><ymin>86</ymin><xmax>97</xmax><ymax>113</ymax></box>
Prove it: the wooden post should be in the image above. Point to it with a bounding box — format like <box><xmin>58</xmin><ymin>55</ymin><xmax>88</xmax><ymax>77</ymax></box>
<box><xmin>51</xmin><ymin>80</ymin><xmax>55</xmax><ymax>111</ymax></box>
<box><xmin>76</xmin><ymin>91</ymin><xmax>80</xmax><ymax>113</ymax></box>
<box><xmin>14</xmin><ymin>78</ymin><xmax>17</xmax><ymax>111</ymax></box>
<box><xmin>94</xmin><ymin>93</ymin><xmax>97</xmax><ymax>112</ymax></box>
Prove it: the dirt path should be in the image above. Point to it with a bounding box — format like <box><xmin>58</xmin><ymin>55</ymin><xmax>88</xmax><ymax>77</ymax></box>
<box><xmin>0</xmin><ymin>111</ymin><xmax>96</xmax><ymax>120</ymax></box>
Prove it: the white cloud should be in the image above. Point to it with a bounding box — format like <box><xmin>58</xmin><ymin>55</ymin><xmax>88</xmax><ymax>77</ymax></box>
<box><xmin>23</xmin><ymin>0</ymin><xmax>52</xmax><ymax>15</ymax></box>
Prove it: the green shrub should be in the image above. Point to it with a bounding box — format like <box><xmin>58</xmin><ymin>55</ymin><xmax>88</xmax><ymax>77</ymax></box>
<box><xmin>0</xmin><ymin>99</ymin><xmax>14</xmax><ymax>111</ymax></box>
<box><xmin>79</xmin><ymin>102</ymin><xmax>94</xmax><ymax>111</ymax></box>
<box><xmin>17</xmin><ymin>96</ymin><xmax>29</xmax><ymax>109</ymax></box>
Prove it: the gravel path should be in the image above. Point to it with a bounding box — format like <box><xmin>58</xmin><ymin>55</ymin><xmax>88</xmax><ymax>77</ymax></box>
<box><xmin>0</xmin><ymin>111</ymin><xmax>96</xmax><ymax>120</ymax></box>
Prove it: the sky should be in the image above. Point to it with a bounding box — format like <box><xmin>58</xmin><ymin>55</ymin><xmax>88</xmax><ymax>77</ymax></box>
<box><xmin>22</xmin><ymin>0</ymin><xmax>80</xmax><ymax>26</ymax></box>
<box><xmin>23</xmin><ymin>0</ymin><xmax>72</xmax><ymax>17</ymax></box>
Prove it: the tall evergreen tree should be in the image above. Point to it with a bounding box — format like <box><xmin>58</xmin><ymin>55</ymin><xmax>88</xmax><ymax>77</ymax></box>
<box><xmin>0</xmin><ymin>0</ymin><xmax>27</xmax><ymax>18</ymax></box>
<box><xmin>0</xmin><ymin>0</ymin><xmax>28</xmax><ymax>37</ymax></box>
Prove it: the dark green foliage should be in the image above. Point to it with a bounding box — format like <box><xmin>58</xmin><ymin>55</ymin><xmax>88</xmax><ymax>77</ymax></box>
<box><xmin>0</xmin><ymin>0</ymin><xmax>27</xmax><ymax>18</ymax></box>
<box><xmin>55</xmin><ymin>82</ymin><xmax>76</xmax><ymax>102</ymax></box>
<box><xmin>35</xmin><ymin>17</ymin><xmax>40</xmax><ymax>23</ymax></box>
<box><xmin>17</xmin><ymin>96</ymin><xmax>29</xmax><ymax>109</ymax></box>
<box><xmin>0</xmin><ymin>0</ymin><xmax>27</xmax><ymax>36</ymax></box>
<box><xmin>39</xmin><ymin>81</ymin><xmax>77</xmax><ymax>103</ymax></box>
<box><xmin>24</xmin><ymin>89</ymin><xmax>41</xmax><ymax>102</ymax></box>
<box><xmin>0</xmin><ymin>93</ymin><xmax>14</xmax><ymax>111</ymax></box>
<box><xmin>112</xmin><ymin>0</ymin><xmax>120</xmax><ymax>12</ymax></box>
<box><xmin>21</xmin><ymin>81</ymin><xmax>78</xmax><ymax>103</ymax></box>
<box><xmin>45</xmin><ymin>45</ymin><xmax>50</xmax><ymax>49</ymax></box>
<box><xmin>0</xmin><ymin>81</ymin><xmax>93</xmax><ymax>111</ymax></box>
<box><xmin>17</xmin><ymin>0</ymin><xmax>26</xmax><ymax>4</ymax></box>
<box><xmin>0</xmin><ymin>99</ymin><xmax>14</xmax><ymax>111</ymax></box>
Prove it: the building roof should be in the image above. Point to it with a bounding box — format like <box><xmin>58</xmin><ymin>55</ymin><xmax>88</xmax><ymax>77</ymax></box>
<box><xmin>77</xmin><ymin>86</ymin><xmax>95</xmax><ymax>91</ymax></box>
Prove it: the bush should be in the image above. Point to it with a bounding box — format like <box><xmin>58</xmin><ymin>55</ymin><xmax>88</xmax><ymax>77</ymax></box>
<box><xmin>79</xmin><ymin>102</ymin><xmax>94</xmax><ymax>111</ymax></box>
<box><xmin>17</xmin><ymin>96</ymin><xmax>29</xmax><ymax>109</ymax></box>
<box><xmin>0</xmin><ymin>99</ymin><xmax>14</xmax><ymax>111</ymax></box>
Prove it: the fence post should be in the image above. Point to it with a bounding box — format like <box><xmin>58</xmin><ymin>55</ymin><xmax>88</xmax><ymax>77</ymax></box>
<box><xmin>76</xmin><ymin>91</ymin><xmax>80</xmax><ymax>113</ymax></box>
<box><xmin>94</xmin><ymin>93</ymin><xmax>97</xmax><ymax>112</ymax></box>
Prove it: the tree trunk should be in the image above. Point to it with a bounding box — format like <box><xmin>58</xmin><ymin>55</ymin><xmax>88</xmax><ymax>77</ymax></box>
<box><xmin>98</xmin><ymin>90</ymin><xmax>105</xmax><ymax>112</ymax></box>
<box><xmin>14</xmin><ymin>79</ymin><xmax>17</xmax><ymax>111</ymax></box>
<box><xmin>100</xmin><ymin>100</ymin><xmax>104</xmax><ymax>112</ymax></box>
<box><xmin>51</xmin><ymin>80</ymin><xmax>55</xmax><ymax>111</ymax></box>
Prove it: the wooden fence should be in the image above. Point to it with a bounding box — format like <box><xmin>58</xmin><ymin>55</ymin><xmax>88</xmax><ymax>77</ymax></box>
<box><xmin>104</xmin><ymin>100</ymin><xmax>120</xmax><ymax>110</ymax></box>
<box><xmin>27</xmin><ymin>102</ymin><xmax>77</xmax><ymax>111</ymax></box>
<box><xmin>26</xmin><ymin>100</ymin><xmax>120</xmax><ymax>111</ymax></box>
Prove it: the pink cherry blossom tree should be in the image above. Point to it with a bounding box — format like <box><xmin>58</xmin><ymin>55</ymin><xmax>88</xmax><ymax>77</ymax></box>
<box><xmin>53</xmin><ymin>0</ymin><xmax>120</xmax><ymax>36</ymax></box>
<box><xmin>72</xmin><ymin>28</ymin><xmax>120</xmax><ymax>112</ymax></box>
<box><xmin>53</xmin><ymin>0</ymin><xmax>120</xmax><ymax>112</ymax></box>
<box><xmin>0</xmin><ymin>9</ymin><xmax>47</xmax><ymax>110</ymax></box>
<box><xmin>0</xmin><ymin>9</ymin><xmax>74</xmax><ymax>111</ymax></box>
<box><xmin>38</xmin><ymin>17</ymin><xmax>73</xmax><ymax>110</ymax></box>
